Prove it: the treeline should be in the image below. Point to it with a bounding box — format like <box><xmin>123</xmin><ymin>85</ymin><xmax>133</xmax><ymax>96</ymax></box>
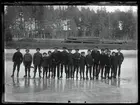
<box><xmin>4</xmin><ymin>5</ymin><xmax>137</xmax><ymax>41</ymax></box>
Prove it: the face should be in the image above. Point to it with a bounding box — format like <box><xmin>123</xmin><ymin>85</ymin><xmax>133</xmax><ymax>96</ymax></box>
<box><xmin>112</xmin><ymin>53</ymin><xmax>115</xmax><ymax>56</ymax></box>
<box><xmin>54</xmin><ymin>48</ymin><xmax>58</xmax><ymax>52</ymax></box>
<box><xmin>117</xmin><ymin>49</ymin><xmax>121</xmax><ymax>52</ymax></box>
<box><xmin>26</xmin><ymin>50</ymin><xmax>29</xmax><ymax>53</ymax></box>
<box><xmin>63</xmin><ymin>48</ymin><xmax>66</xmax><ymax>51</ymax></box>
<box><xmin>101</xmin><ymin>50</ymin><xmax>104</xmax><ymax>53</ymax></box>
<box><xmin>43</xmin><ymin>54</ymin><xmax>47</xmax><ymax>57</ymax></box>
<box><xmin>87</xmin><ymin>51</ymin><xmax>91</xmax><ymax>55</ymax></box>
<box><xmin>108</xmin><ymin>51</ymin><xmax>111</xmax><ymax>55</ymax></box>
<box><xmin>81</xmin><ymin>53</ymin><xmax>85</xmax><ymax>56</ymax></box>
<box><xmin>36</xmin><ymin>49</ymin><xmax>40</xmax><ymax>52</ymax></box>
<box><xmin>48</xmin><ymin>52</ymin><xmax>51</xmax><ymax>55</ymax></box>
<box><xmin>75</xmin><ymin>50</ymin><xmax>79</xmax><ymax>53</ymax></box>
<box><xmin>17</xmin><ymin>49</ymin><xmax>20</xmax><ymax>52</ymax></box>
<box><xmin>69</xmin><ymin>50</ymin><xmax>72</xmax><ymax>53</ymax></box>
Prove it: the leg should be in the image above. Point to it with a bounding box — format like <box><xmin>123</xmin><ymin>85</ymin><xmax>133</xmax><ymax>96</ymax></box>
<box><xmin>11</xmin><ymin>62</ymin><xmax>16</xmax><ymax>77</ymax></box>
<box><xmin>57</xmin><ymin>64</ymin><xmax>60</xmax><ymax>78</ymax></box>
<box><xmin>53</xmin><ymin>65</ymin><xmax>56</xmax><ymax>78</ymax></box>
<box><xmin>65</xmin><ymin>65</ymin><xmax>68</xmax><ymax>78</ymax></box>
<box><xmin>28</xmin><ymin>62</ymin><xmax>31</xmax><ymax>77</ymax></box>
<box><xmin>17</xmin><ymin>63</ymin><xmax>20</xmax><ymax>77</ymax></box>
<box><xmin>93</xmin><ymin>63</ymin><xmax>95</xmax><ymax>77</ymax></box>
<box><xmin>73</xmin><ymin>66</ymin><xmax>76</xmax><ymax>78</ymax></box>
<box><xmin>96</xmin><ymin>64</ymin><xmax>99</xmax><ymax>79</ymax></box>
<box><xmin>38</xmin><ymin>65</ymin><xmax>41</xmax><ymax>78</ymax></box>
<box><xmin>24</xmin><ymin>65</ymin><xmax>28</xmax><ymax>77</ymax></box>
<box><xmin>46</xmin><ymin>67</ymin><xmax>48</xmax><ymax>78</ymax></box>
<box><xmin>43</xmin><ymin>67</ymin><xmax>45</xmax><ymax>78</ymax></box>
<box><xmin>104</xmin><ymin>66</ymin><xmax>107</xmax><ymax>79</ymax></box>
<box><xmin>89</xmin><ymin>66</ymin><xmax>92</xmax><ymax>79</ymax></box>
<box><xmin>86</xmin><ymin>66</ymin><xmax>88</xmax><ymax>79</ymax></box>
<box><xmin>33</xmin><ymin>65</ymin><xmax>37</xmax><ymax>78</ymax></box>
<box><xmin>83</xmin><ymin>67</ymin><xmax>85</xmax><ymax>79</ymax></box>
<box><xmin>118</xmin><ymin>64</ymin><xmax>121</xmax><ymax>77</ymax></box>
<box><xmin>60</xmin><ymin>64</ymin><xmax>63</xmax><ymax>78</ymax></box>
<box><xmin>76</xmin><ymin>66</ymin><xmax>79</xmax><ymax>78</ymax></box>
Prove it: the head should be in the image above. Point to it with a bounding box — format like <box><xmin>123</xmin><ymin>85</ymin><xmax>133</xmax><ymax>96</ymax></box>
<box><xmin>104</xmin><ymin>48</ymin><xmax>108</xmax><ymax>54</ymax></box>
<box><xmin>81</xmin><ymin>52</ymin><xmax>85</xmax><ymax>56</ymax></box>
<box><xmin>117</xmin><ymin>48</ymin><xmax>121</xmax><ymax>53</ymax></box>
<box><xmin>48</xmin><ymin>51</ymin><xmax>52</xmax><ymax>55</ymax></box>
<box><xmin>63</xmin><ymin>47</ymin><xmax>67</xmax><ymax>51</ymax></box>
<box><xmin>25</xmin><ymin>49</ymin><xmax>29</xmax><ymax>53</ymax></box>
<box><xmin>94</xmin><ymin>46</ymin><xmax>98</xmax><ymax>51</ymax></box>
<box><xmin>54</xmin><ymin>47</ymin><xmax>58</xmax><ymax>52</ymax></box>
<box><xmin>36</xmin><ymin>48</ymin><xmax>40</xmax><ymax>52</ymax></box>
<box><xmin>107</xmin><ymin>50</ymin><xmax>111</xmax><ymax>55</ymax></box>
<box><xmin>101</xmin><ymin>49</ymin><xmax>104</xmax><ymax>54</ymax></box>
<box><xmin>87</xmin><ymin>49</ymin><xmax>91</xmax><ymax>55</ymax></box>
<box><xmin>16</xmin><ymin>47</ymin><xmax>20</xmax><ymax>52</ymax></box>
<box><xmin>112</xmin><ymin>52</ymin><xmax>116</xmax><ymax>56</ymax></box>
<box><xmin>43</xmin><ymin>52</ymin><xmax>47</xmax><ymax>57</ymax></box>
<box><xmin>75</xmin><ymin>49</ymin><xmax>79</xmax><ymax>53</ymax></box>
<box><xmin>68</xmin><ymin>49</ymin><xmax>72</xmax><ymax>53</ymax></box>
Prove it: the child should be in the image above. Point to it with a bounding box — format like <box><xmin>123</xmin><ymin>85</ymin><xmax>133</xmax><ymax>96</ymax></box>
<box><xmin>60</xmin><ymin>47</ymin><xmax>68</xmax><ymax>78</ymax></box>
<box><xmin>85</xmin><ymin>49</ymin><xmax>93</xmax><ymax>80</ymax></box>
<box><xmin>99</xmin><ymin>48</ymin><xmax>106</xmax><ymax>79</ymax></box>
<box><xmin>33</xmin><ymin>48</ymin><xmax>42</xmax><ymax>78</ymax></box>
<box><xmin>116</xmin><ymin>48</ymin><xmax>124</xmax><ymax>78</ymax></box>
<box><xmin>79</xmin><ymin>52</ymin><xmax>86</xmax><ymax>79</ymax></box>
<box><xmin>73</xmin><ymin>49</ymin><xmax>80</xmax><ymax>78</ymax></box>
<box><xmin>42</xmin><ymin>52</ymin><xmax>49</xmax><ymax>78</ymax></box>
<box><xmin>111</xmin><ymin>52</ymin><xmax>118</xmax><ymax>78</ymax></box>
<box><xmin>23</xmin><ymin>48</ymin><xmax>32</xmax><ymax>78</ymax></box>
<box><xmin>104</xmin><ymin>50</ymin><xmax>112</xmax><ymax>79</ymax></box>
<box><xmin>11</xmin><ymin>47</ymin><xmax>23</xmax><ymax>77</ymax></box>
<box><xmin>67</xmin><ymin>49</ymin><xmax>74</xmax><ymax>78</ymax></box>
<box><xmin>48</xmin><ymin>51</ymin><xmax>52</xmax><ymax>78</ymax></box>
<box><xmin>91</xmin><ymin>46</ymin><xmax>100</xmax><ymax>79</ymax></box>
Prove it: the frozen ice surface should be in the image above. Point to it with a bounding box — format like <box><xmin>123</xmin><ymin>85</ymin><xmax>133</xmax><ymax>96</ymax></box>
<box><xmin>4</xmin><ymin>49</ymin><xmax>138</xmax><ymax>103</ymax></box>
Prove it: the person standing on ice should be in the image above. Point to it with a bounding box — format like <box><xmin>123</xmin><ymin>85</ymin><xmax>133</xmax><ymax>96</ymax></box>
<box><xmin>33</xmin><ymin>48</ymin><xmax>42</xmax><ymax>78</ymax></box>
<box><xmin>23</xmin><ymin>48</ymin><xmax>32</xmax><ymax>78</ymax></box>
<box><xmin>85</xmin><ymin>49</ymin><xmax>94</xmax><ymax>80</ymax></box>
<box><xmin>116</xmin><ymin>48</ymin><xmax>124</xmax><ymax>78</ymax></box>
<box><xmin>11</xmin><ymin>47</ymin><xmax>23</xmax><ymax>77</ymax></box>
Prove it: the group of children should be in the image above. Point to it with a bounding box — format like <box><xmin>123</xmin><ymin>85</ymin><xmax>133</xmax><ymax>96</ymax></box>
<box><xmin>11</xmin><ymin>47</ymin><xmax>124</xmax><ymax>80</ymax></box>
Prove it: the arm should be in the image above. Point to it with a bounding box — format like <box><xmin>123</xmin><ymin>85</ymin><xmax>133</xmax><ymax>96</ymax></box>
<box><xmin>33</xmin><ymin>53</ymin><xmax>35</xmax><ymax>65</ymax></box>
<box><xmin>121</xmin><ymin>53</ymin><xmax>124</xmax><ymax>63</ymax></box>
<box><xmin>20</xmin><ymin>53</ymin><xmax>23</xmax><ymax>63</ymax></box>
<box><xmin>12</xmin><ymin>53</ymin><xmax>15</xmax><ymax>62</ymax></box>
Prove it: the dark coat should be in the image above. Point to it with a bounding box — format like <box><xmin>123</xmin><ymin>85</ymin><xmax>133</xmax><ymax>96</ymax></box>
<box><xmin>105</xmin><ymin>54</ymin><xmax>112</xmax><ymax>66</ymax></box>
<box><xmin>116</xmin><ymin>52</ymin><xmax>124</xmax><ymax>65</ymax></box>
<box><xmin>51</xmin><ymin>51</ymin><xmax>61</xmax><ymax>65</ymax></box>
<box><xmin>73</xmin><ymin>52</ymin><xmax>80</xmax><ymax>66</ymax></box>
<box><xmin>67</xmin><ymin>52</ymin><xmax>73</xmax><ymax>65</ymax></box>
<box><xmin>91</xmin><ymin>50</ymin><xmax>100</xmax><ymax>64</ymax></box>
<box><xmin>48</xmin><ymin>55</ymin><xmax>52</xmax><ymax>66</ymax></box>
<box><xmin>42</xmin><ymin>56</ymin><xmax>49</xmax><ymax>67</ymax></box>
<box><xmin>12</xmin><ymin>51</ymin><xmax>23</xmax><ymax>63</ymax></box>
<box><xmin>80</xmin><ymin>55</ymin><xmax>86</xmax><ymax>68</ymax></box>
<box><xmin>61</xmin><ymin>51</ymin><xmax>68</xmax><ymax>65</ymax></box>
<box><xmin>85</xmin><ymin>54</ymin><xmax>93</xmax><ymax>66</ymax></box>
<box><xmin>33</xmin><ymin>52</ymin><xmax>42</xmax><ymax>65</ymax></box>
<box><xmin>23</xmin><ymin>53</ymin><xmax>32</xmax><ymax>63</ymax></box>
<box><xmin>99</xmin><ymin>53</ymin><xmax>106</xmax><ymax>65</ymax></box>
<box><xmin>111</xmin><ymin>55</ymin><xmax>118</xmax><ymax>66</ymax></box>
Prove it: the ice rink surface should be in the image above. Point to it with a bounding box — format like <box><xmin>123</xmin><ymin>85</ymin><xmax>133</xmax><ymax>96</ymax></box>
<box><xmin>4</xmin><ymin>49</ymin><xmax>138</xmax><ymax>103</ymax></box>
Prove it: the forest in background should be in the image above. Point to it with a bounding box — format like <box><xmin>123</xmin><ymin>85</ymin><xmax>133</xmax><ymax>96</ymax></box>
<box><xmin>4</xmin><ymin>5</ymin><xmax>137</xmax><ymax>41</ymax></box>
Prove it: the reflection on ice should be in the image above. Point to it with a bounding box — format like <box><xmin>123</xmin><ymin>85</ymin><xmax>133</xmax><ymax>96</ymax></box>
<box><xmin>11</xmin><ymin>77</ymin><xmax>123</xmax><ymax>94</ymax></box>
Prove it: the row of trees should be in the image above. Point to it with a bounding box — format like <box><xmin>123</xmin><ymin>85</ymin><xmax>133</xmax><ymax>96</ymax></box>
<box><xmin>4</xmin><ymin>5</ymin><xmax>137</xmax><ymax>41</ymax></box>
